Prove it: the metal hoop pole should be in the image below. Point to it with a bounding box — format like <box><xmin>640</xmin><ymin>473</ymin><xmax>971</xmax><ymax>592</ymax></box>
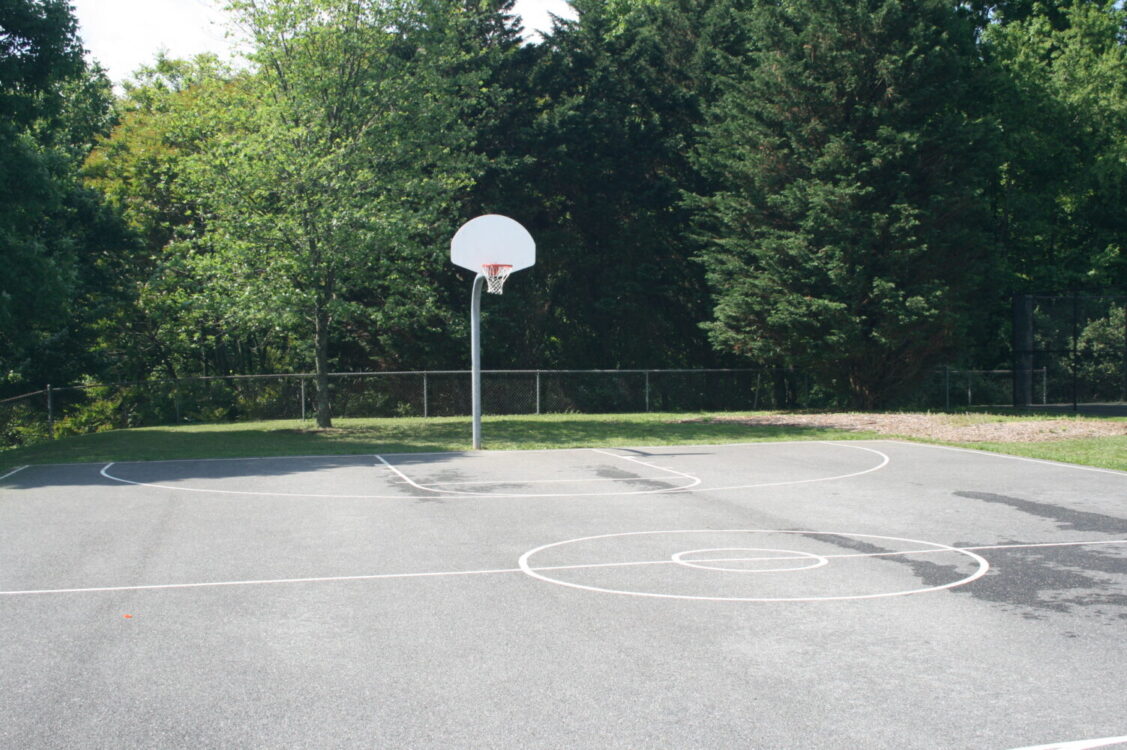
<box><xmin>471</xmin><ymin>274</ymin><xmax>485</xmax><ymax>449</ymax></box>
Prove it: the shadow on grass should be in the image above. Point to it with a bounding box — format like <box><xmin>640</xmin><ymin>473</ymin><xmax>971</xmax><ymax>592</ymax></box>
<box><xmin>0</xmin><ymin>414</ymin><xmax>873</xmax><ymax>470</ymax></box>
<box><xmin>477</xmin><ymin>417</ymin><xmax>870</xmax><ymax>449</ymax></box>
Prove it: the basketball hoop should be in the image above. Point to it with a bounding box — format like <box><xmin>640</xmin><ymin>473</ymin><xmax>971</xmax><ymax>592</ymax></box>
<box><xmin>451</xmin><ymin>215</ymin><xmax>535</xmax><ymax>449</ymax></box>
<box><xmin>482</xmin><ymin>264</ymin><xmax>512</xmax><ymax>294</ymax></box>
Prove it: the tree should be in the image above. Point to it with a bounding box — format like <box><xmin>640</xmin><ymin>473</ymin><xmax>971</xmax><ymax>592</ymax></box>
<box><xmin>0</xmin><ymin>0</ymin><xmax>120</xmax><ymax>390</ymax></box>
<box><xmin>473</xmin><ymin>0</ymin><xmax>727</xmax><ymax>369</ymax></box>
<box><xmin>691</xmin><ymin>0</ymin><xmax>998</xmax><ymax>408</ymax></box>
<box><xmin>82</xmin><ymin>55</ymin><xmax>278</xmax><ymax>383</ymax></box>
<box><xmin>187</xmin><ymin>0</ymin><xmax>489</xmax><ymax>426</ymax></box>
<box><xmin>984</xmin><ymin>0</ymin><xmax>1127</xmax><ymax>292</ymax></box>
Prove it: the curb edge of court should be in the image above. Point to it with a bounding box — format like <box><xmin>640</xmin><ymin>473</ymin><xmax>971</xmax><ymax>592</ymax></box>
<box><xmin>874</xmin><ymin>439</ymin><xmax>1127</xmax><ymax>477</ymax></box>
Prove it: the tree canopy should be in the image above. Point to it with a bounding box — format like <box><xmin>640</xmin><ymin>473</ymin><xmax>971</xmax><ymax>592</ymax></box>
<box><xmin>4</xmin><ymin>0</ymin><xmax>1125</xmax><ymax>417</ymax></box>
<box><xmin>690</xmin><ymin>0</ymin><xmax>998</xmax><ymax>407</ymax></box>
<box><xmin>1</xmin><ymin>0</ymin><xmax>120</xmax><ymax>389</ymax></box>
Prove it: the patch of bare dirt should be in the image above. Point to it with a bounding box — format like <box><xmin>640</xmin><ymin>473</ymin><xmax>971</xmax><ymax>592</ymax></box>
<box><xmin>694</xmin><ymin>413</ymin><xmax>1127</xmax><ymax>443</ymax></box>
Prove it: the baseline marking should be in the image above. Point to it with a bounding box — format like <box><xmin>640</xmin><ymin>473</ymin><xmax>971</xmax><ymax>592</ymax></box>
<box><xmin>1</xmin><ymin>538</ymin><xmax>1122</xmax><ymax>597</ymax></box>
<box><xmin>98</xmin><ymin>442</ymin><xmax>890</xmax><ymax>499</ymax></box>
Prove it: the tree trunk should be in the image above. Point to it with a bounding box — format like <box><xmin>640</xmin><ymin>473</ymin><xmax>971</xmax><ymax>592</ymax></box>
<box><xmin>314</xmin><ymin>300</ymin><xmax>332</xmax><ymax>428</ymax></box>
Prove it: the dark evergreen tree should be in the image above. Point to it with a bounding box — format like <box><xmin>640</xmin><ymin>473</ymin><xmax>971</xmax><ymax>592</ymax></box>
<box><xmin>473</xmin><ymin>0</ymin><xmax>730</xmax><ymax>369</ymax></box>
<box><xmin>0</xmin><ymin>0</ymin><xmax>122</xmax><ymax>391</ymax></box>
<box><xmin>691</xmin><ymin>0</ymin><xmax>998</xmax><ymax>407</ymax></box>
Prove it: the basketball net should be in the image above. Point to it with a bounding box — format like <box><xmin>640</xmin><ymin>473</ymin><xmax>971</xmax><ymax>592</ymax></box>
<box><xmin>482</xmin><ymin>264</ymin><xmax>512</xmax><ymax>294</ymax></box>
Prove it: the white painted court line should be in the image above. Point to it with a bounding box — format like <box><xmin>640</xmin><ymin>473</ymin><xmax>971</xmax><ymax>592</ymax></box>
<box><xmin>964</xmin><ymin>539</ymin><xmax>1127</xmax><ymax>553</ymax></box>
<box><xmin>5</xmin><ymin>537</ymin><xmax>1120</xmax><ymax>598</ymax></box>
<box><xmin>663</xmin><ymin>442</ymin><xmax>891</xmax><ymax>493</ymax></box>
<box><xmin>43</xmin><ymin>441</ymin><xmax>872</xmax><ymax>468</ymax></box>
<box><xmin>1005</xmin><ymin>736</ymin><xmax>1127</xmax><ymax>750</ymax></box>
<box><xmin>518</xmin><ymin>529</ymin><xmax>993</xmax><ymax>602</ymax></box>
<box><xmin>0</xmin><ymin>565</ymin><xmax>525</xmax><ymax>596</ymax></box>
<box><xmin>102</xmin><ymin>457</ymin><xmax>698</xmax><ymax>500</ymax></box>
<box><xmin>95</xmin><ymin>442</ymin><xmax>890</xmax><ymax>499</ymax></box>
<box><xmin>374</xmin><ymin>450</ymin><xmax>702</xmax><ymax>497</ymax></box>
<box><xmin>884</xmin><ymin>440</ymin><xmax>1127</xmax><ymax>477</ymax></box>
<box><xmin>590</xmin><ymin>448</ymin><xmax>702</xmax><ymax>483</ymax></box>
<box><xmin>100</xmin><ymin>462</ymin><xmax>409</xmax><ymax>499</ymax></box>
<box><xmin>408</xmin><ymin>476</ymin><xmax>677</xmax><ymax>487</ymax></box>
<box><xmin>599</xmin><ymin>538</ymin><xmax>1127</xmax><ymax>565</ymax></box>
<box><xmin>98</xmin><ymin>452</ymin><xmax>386</xmax><ymax>464</ymax></box>
<box><xmin>0</xmin><ymin>465</ymin><xmax>28</xmax><ymax>482</ymax></box>
<box><xmin>375</xmin><ymin>443</ymin><xmax>885</xmax><ymax>498</ymax></box>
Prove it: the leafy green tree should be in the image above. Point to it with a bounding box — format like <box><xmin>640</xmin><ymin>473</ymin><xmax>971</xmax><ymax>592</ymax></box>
<box><xmin>83</xmin><ymin>55</ymin><xmax>280</xmax><ymax>382</ymax></box>
<box><xmin>691</xmin><ymin>0</ymin><xmax>998</xmax><ymax>408</ymax></box>
<box><xmin>189</xmin><ymin>0</ymin><xmax>489</xmax><ymax>426</ymax></box>
<box><xmin>1</xmin><ymin>0</ymin><xmax>121</xmax><ymax>390</ymax></box>
<box><xmin>985</xmin><ymin>0</ymin><xmax>1127</xmax><ymax>292</ymax></box>
<box><xmin>1076</xmin><ymin>302</ymin><xmax>1126</xmax><ymax>401</ymax></box>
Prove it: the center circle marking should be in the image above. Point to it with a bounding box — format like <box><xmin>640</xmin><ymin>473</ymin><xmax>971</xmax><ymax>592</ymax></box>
<box><xmin>671</xmin><ymin>547</ymin><xmax>829</xmax><ymax>573</ymax></box>
<box><xmin>518</xmin><ymin>530</ymin><xmax>991</xmax><ymax>602</ymax></box>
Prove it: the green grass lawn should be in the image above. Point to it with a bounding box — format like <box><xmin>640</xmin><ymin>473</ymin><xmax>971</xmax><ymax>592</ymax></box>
<box><xmin>954</xmin><ymin>436</ymin><xmax>1127</xmax><ymax>472</ymax></box>
<box><xmin>1</xmin><ymin>411</ymin><xmax>1124</xmax><ymax>473</ymax></box>
<box><xmin>0</xmin><ymin>412</ymin><xmax>874</xmax><ymax>471</ymax></box>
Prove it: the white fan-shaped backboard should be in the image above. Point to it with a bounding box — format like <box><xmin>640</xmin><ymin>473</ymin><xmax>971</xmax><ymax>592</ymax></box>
<box><xmin>451</xmin><ymin>215</ymin><xmax>535</xmax><ymax>273</ymax></box>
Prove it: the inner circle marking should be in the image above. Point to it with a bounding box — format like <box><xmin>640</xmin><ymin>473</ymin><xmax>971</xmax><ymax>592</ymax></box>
<box><xmin>671</xmin><ymin>547</ymin><xmax>829</xmax><ymax>573</ymax></box>
<box><xmin>519</xmin><ymin>530</ymin><xmax>990</xmax><ymax>602</ymax></box>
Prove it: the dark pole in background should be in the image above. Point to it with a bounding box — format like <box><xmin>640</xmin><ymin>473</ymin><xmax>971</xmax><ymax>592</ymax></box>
<box><xmin>1071</xmin><ymin>292</ymin><xmax>1079</xmax><ymax>413</ymax></box>
<box><xmin>1012</xmin><ymin>294</ymin><xmax>1033</xmax><ymax>408</ymax></box>
<box><xmin>1122</xmin><ymin>297</ymin><xmax>1127</xmax><ymax>403</ymax></box>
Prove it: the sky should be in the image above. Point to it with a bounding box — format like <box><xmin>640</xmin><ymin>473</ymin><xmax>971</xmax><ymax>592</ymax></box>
<box><xmin>70</xmin><ymin>0</ymin><xmax>577</xmax><ymax>85</ymax></box>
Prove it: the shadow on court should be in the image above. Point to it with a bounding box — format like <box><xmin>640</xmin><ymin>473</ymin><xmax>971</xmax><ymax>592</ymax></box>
<box><xmin>1</xmin><ymin>441</ymin><xmax>1126</xmax><ymax>749</ymax></box>
<box><xmin>0</xmin><ymin>417</ymin><xmax>874</xmax><ymax>487</ymax></box>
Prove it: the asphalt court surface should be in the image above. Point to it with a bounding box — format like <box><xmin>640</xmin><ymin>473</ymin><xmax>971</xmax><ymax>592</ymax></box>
<box><xmin>1</xmin><ymin>440</ymin><xmax>1126</xmax><ymax>749</ymax></box>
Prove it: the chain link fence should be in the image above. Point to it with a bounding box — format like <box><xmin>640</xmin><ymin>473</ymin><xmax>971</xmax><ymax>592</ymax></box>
<box><xmin>1014</xmin><ymin>293</ymin><xmax>1127</xmax><ymax>409</ymax></box>
<box><xmin>0</xmin><ymin>367</ymin><xmax>1047</xmax><ymax>451</ymax></box>
<box><xmin>6</xmin><ymin>297</ymin><xmax>1123</xmax><ymax>451</ymax></box>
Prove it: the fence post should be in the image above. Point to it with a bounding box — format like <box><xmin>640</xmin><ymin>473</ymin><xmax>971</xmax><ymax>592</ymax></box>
<box><xmin>1013</xmin><ymin>294</ymin><xmax>1034</xmax><ymax>407</ymax></box>
<box><xmin>300</xmin><ymin>378</ymin><xmax>306</xmax><ymax>421</ymax></box>
<box><xmin>944</xmin><ymin>367</ymin><xmax>950</xmax><ymax>411</ymax></box>
<box><xmin>535</xmin><ymin>370</ymin><xmax>541</xmax><ymax>415</ymax></box>
<box><xmin>1071</xmin><ymin>292</ymin><xmax>1079</xmax><ymax>412</ymax></box>
<box><xmin>966</xmin><ymin>371</ymin><xmax>972</xmax><ymax>406</ymax></box>
<box><xmin>644</xmin><ymin>371</ymin><xmax>651</xmax><ymax>412</ymax></box>
<box><xmin>423</xmin><ymin>372</ymin><xmax>428</xmax><ymax>418</ymax></box>
<box><xmin>1041</xmin><ymin>367</ymin><xmax>1047</xmax><ymax>405</ymax></box>
<box><xmin>46</xmin><ymin>384</ymin><xmax>54</xmax><ymax>439</ymax></box>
